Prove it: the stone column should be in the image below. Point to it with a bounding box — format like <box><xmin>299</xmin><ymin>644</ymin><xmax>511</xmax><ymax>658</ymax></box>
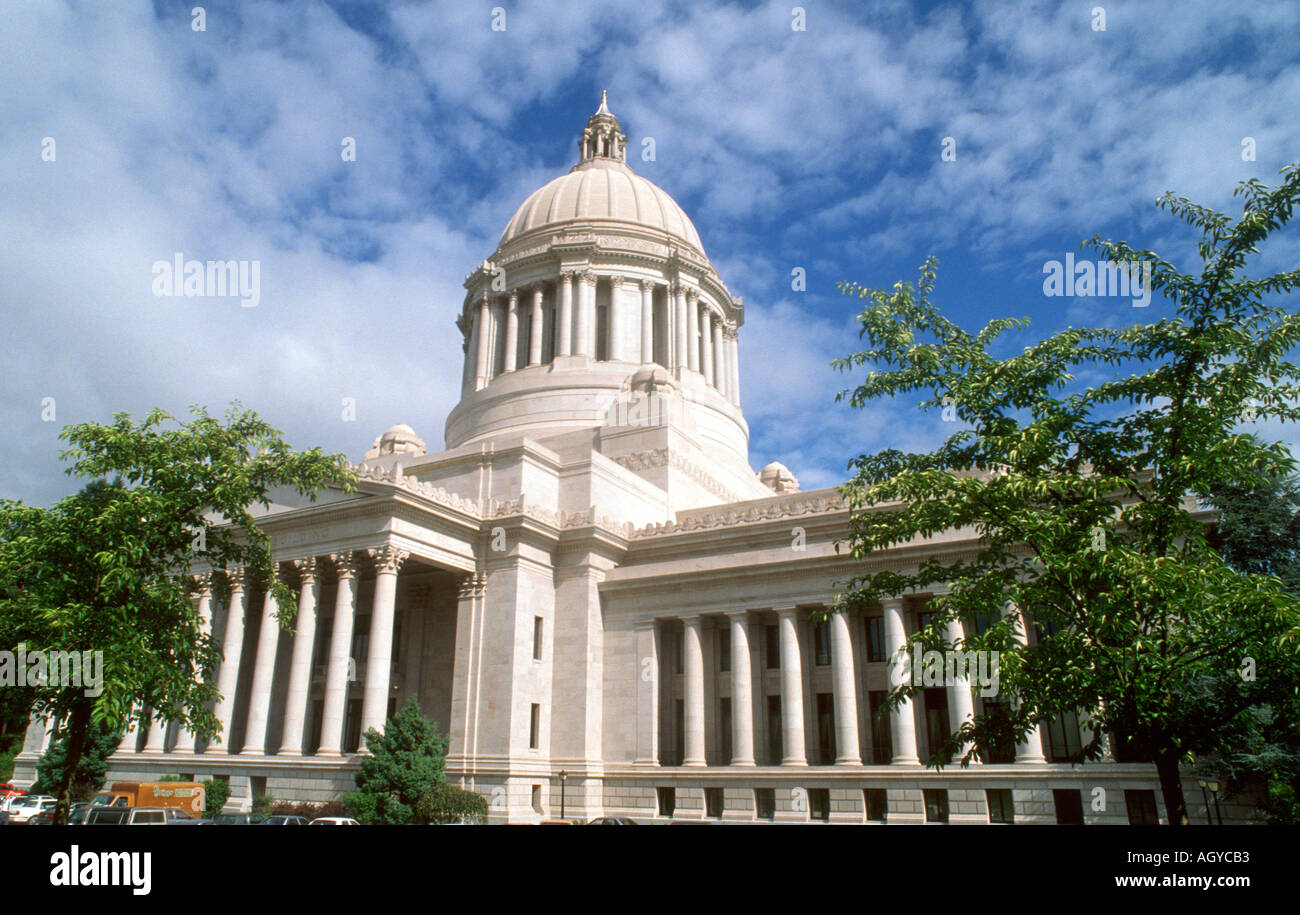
<box><xmin>474</xmin><ymin>295</ymin><xmax>491</xmax><ymax>389</ymax></box>
<box><xmin>1005</xmin><ymin>602</ymin><xmax>1047</xmax><ymax>763</ymax></box>
<box><xmin>701</xmin><ymin>311</ymin><xmax>715</xmax><ymax>386</ymax></box>
<box><xmin>830</xmin><ymin>611</ymin><xmax>862</xmax><ymax>765</ymax></box>
<box><xmin>640</xmin><ymin>280</ymin><xmax>654</xmax><ymax>364</ymax></box>
<box><xmin>359</xmin><ymin>545</ymin><xmax>409</xmax><ymax>742</ymax></box>
<box><xmin>673</xmin><ymin>283</ymin><xmax>688</xmax><ymax>372</ymax></box>
<box><xmin>777</xmin><ymin>608</ymin><xmax>807</xmax><ymax>765</ymax></box>
<box><xmin>117</xmin><ymin>707</ymin><xmax>142</xmax><ymax>754</ymax></box>
<box><xmin>173</xmin><ymin>575</ymin><xmax>214</xmax><ymax>754</ymax></box>
<box><xmin>585</xmin><ymin>273</ymin><xmax>599</xmax><ymax>356</ymax></box>
<box><xmin>557</xmin><ymin>273</ymin><xmax>574</xmax><ymax>357</ymax></box>
<box><xmin>206</xmin><ymin>567</ymin><xmax>248</xmax><ymax>755</ymax></box>
<box><xmin>634</xmin><ymin>619</ymin><xmax>660</xmax><ymax>765</ymax></box>
<box><xmin>686</xmin><ymin>289</ymin><xmax>700</xmax><ymax>372</ymax></box>
<box><xmin>727</xmin><ymin>610</ymin><xmax>756</xmax><ymax>766</ymax></box>
<box><xmin>503</xmin><ymin>290</ymin><xmax>519</xmax><ymax>372</ymax></box>
<box><xmin>318</xmin><ymin>552</ymin><xmax>358</xmax><ymax>757</ymax></box>
<box><xmin>946</xmin><ymin>618</ymin><xmax>976</xmax><ymax>757</ymax></box>
<box><xmin>279</xmin><ymin>558</ymin><xmax>320</xmax><ymax>756</ymax></box>
<box><xmin>682</xmin><ymin>616</ymin><xmax>706</xmax><ymax>766</ymax></box>
<box><xmin>712</xmin><ymin>321</ymin><xmax>726</xmax><ymax>397</ymax></box>
<box><xmin>528</xmin><ymin>287</ymin><xmax>544</xmax><ymax>365</ymax></box>
<box><xmin>728</xmin><ymin>330</ymin><xmax>741</xmax><ymax>405</ymax></box>
<box><xmin>883</xmin><ymin>597</ymin><xmax>920</xmax><ymax>764</ymax></box>
<box><xmin>461</xmin><ymin>309</ymin><xmax>476</xmax><ymax>395</ymax></box>
<box><xmin>608</xmin><ymin>275</ymin><xmax>624</xmax><ymax>361</ymax></box>
<box><xmin>574</xmin><ymin>272</ymin><xmax>592</xmax><ymax>357</ymax></box>
<box><xmin>242</xmin><ymin>573</ymin><xmax>285</xmax><ymax>755</ymax></box>
<box><xmin>141</xmin><ymin>712</ymin><xmax>167</xmax><ymax>754</ymax></box>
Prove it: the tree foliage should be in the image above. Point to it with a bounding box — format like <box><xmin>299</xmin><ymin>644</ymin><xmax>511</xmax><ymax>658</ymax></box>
<box><xmin>832</xmin><ymin>164</ymin><xmax>1300</xmax><ymax>824</ymax></box>
<box><xmin>0</xmin><ymin>404</ymin><xmax>355</xmax><ymax>822</ymax></box>
<box><xmin>30</xmin><ymin>718</ymin><xmax>123</xmax><ymax>801</ymax></box>
<box><xmin>345</xmin><ymin>699</ymin><xmax>450</xmax><ymax>825</ymax></box>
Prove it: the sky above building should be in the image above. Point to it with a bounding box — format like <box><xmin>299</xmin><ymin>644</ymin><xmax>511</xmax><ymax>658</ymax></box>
<box><xmin>3</xmin><ymin>0</ymin><xmax>1298</xmax><ymax>505</ymax></box>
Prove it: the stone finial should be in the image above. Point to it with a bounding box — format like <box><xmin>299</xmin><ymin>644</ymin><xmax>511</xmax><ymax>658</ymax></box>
<box><xmin>759</xmin><ymin>461</ymin><xmax>800</xmax><ymax>493</ymax></box>
<box><xmin>364</xmin><ymin>423</ymin><xmax>427</xmax><ymax>459</ymax></box>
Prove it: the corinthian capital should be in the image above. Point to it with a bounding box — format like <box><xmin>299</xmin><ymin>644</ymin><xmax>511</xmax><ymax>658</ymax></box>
<box><xmin>369</xmin><ymin>544</ymin><xmax>410</xmax><ymax>574</ymax></box>
<box><xmin>293</xmin><ymin>556</ymin><xmax>319</xmax><ymax>584</ymax></box>
<box><xmin>330</xmin><ymin>551</ymin><xmax>360</xmax><ymax>580</ymax></box>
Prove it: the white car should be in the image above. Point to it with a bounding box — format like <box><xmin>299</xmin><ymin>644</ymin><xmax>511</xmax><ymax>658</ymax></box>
<box><xmin>7</xmin><ymin>796</ymin><xmax>56</xmax><ymax>824</ymax></box>
<box><xmin>307</xmin><ymin>816</ymin><xmax>359</xmax><ymax>826</ymax></box>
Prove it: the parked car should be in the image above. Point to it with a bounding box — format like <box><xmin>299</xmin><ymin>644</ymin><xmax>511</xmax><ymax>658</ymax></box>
<box><xmin>0</xmin><ymin>783</ymin><xmax>25</xmax><ymax>802</ymax></box>
<box><xmin>1</xmin><ymin>792</ymin><xmax>29</xmax><ymax>812</ymax></box>
<box><xmin>0</xmin><ymin>809</ymin><xmax>9</xmax><ymax>826</ymax></box>
<box><xmin>258</xmin><ymin>815</ymin><xmax>309</xmax><ymax>826</ymax></box>
<box><xmin>587</xmin><ymin>816</ymin><xmax>638</xmax><ymax>825</ymax></box>
<box><xmin>307</xmin><ymin>817</ymin><xmax>359</xmax><ymax>826</ymax></box>
<box><xmin>207</xmin><ymin>812</ymin><xmax>266</xmax><ymax>825</ymax></box>
<box><xmin>127</xmin><ymin>807</ymin><xmax>202</xmax><ymax>825</ymax></box>
<box><xmin>28</xmin><ymin>801</ymin><xmax>92</xmax><ymax>826</ymax></box>
<box><xmin>85</xmin><ymin>807</ymin><xmax>129</xmax><ymax>825</ymax></box>
<box><xmin>7</xmin><ymin>796</ymin><xmax>55</xmax><ymax>824</ymax></box>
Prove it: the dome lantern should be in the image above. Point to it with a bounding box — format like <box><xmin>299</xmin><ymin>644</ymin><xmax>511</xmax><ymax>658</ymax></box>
<box><xmin>579</xmin><ymin>90</ymin><xmax>626</xmax><ymax>164</ymax></box>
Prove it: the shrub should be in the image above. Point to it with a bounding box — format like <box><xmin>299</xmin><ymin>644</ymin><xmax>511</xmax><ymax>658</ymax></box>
<box><xmin>415</xmin><ymin>783</ymin><xmax>489</xmax><ymax>825</ymax></box>
<box><xmin>202</xmin><ymin>778</ymin><xmax>230</xmax><ymax>819</ymax></box>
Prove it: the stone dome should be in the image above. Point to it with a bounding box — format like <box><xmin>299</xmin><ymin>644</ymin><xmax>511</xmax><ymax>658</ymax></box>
<box><xmin>498</xmin><ymin>160</ymin><xmax>705</xmax><ymax>254</ymax></box>
<box><xmin>496</xmin><ymin>91</ymin><xmax>705</xmax><ymax>255</ymax></box>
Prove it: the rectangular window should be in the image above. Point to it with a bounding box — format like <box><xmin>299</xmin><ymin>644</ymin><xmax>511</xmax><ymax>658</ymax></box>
<box><xmin>767</xmin><ymin>694</ymin><xmax>783</xmax><ymax>765</ymax></box>
<box><xmin>864</xmin><ymin>788</ymin><xmax>887</xmax><ymax>823</ymax></box>
<box><xmin>719</xmin><ymin>697</ymin><xmax>733</xmax><ymax>763</ymax></box>
<box><xmin>1125</xmin><ymin>789</ymin><xmax>1160</xmax><ymax>825</ymax></box>
<box><xmin>674</xmin><ymin>699</ymin><xmax>685</xmax><ymax>767</ymax></box>
<box><xmin>1045</xmin><ymin>710</ymin><xmax>1083</xmax><ymax>762</ymax></box>
<box><xmin>1054</xmin><ymin>789</ymin><xmax>1085</xmax><ymax>825</ymax></box>
<box><xmin>344</xmin><ymin>698</ymin><xmax>362</xmax><ymax>753</ymax></box>
<box><xmin>924</xmin><ymin>788</ymin><xmax>949</xmax><ymax>824</ymax></box>
<box><xmin>980</xmin><ymin>700</ymin><xmax>1016</xmax><ymax>764</ymax></box>
<box><xmin>657</xmin><ymin>786</ymin><xmax>676</xmax><ymax>818</ymax></box>
<box><xmin>924</xmin><ymin>688</ymin><xmax>950</xmax><ymax>762</ymax></box>
<box><xmin>866</xmin><ymin>615</ymin><xmax>886</xmax><ymax>663</ymax></box>
<box><xmin>755</xmin><ymin>788</ymin><xmax>776</xmax><ymax>820</ymax></box>
<box><xmin>595</xmin><ymin>302</ymin><xmax>610</xmax><ymax>361</ymax></box>
<box><xmin>717</xmin><ymin>625</ymin><xmax>731</xmax><ymax>672</ymax></box>
<box><xmin>765</xmin><ymin>625</ymin><xmax>780</xmax><ymax>669</ymax></box>
<box><xmin>705</xmin><ymin>787</ymin><xmax>724</xmax><ymax>819</ymax></box>
<box><xmin>529</xmin><ymin>703</ymin><xmax>541</xmax><ymax>750</ymax></box>
<box><xmin>869</xmin><ymin>691</ymin><xmax>892</xmax><ymax>764</ymax></box>
<box><xmin>816</xmin><ymin>693</ymin><xmax>836</xmax><ymax>765</ymax></box>
<box><xmin>809</xmin><ymin>788</ymin><xmax>831</xmax><ymax>822</ymax></box>
<box><xmin>986</xmin><ymin>788</ymin><xmax>1015</xmax><ymax>824</ymax></box>
<box><xmin>533</xmin><ymin>616</ymin><xmax>544</xmax><ymax>661</ymax></box>
<box><xmin>814</xmin><ymin>620</ymin><xmax>831</xmax><ymax>666</ymax></box>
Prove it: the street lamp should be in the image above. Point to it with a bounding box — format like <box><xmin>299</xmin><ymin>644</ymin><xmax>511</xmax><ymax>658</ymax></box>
<box><xmin>1196</xmin><ymin>777</ymin><xmax>1223</xmax><ymax>825</ymax></box>
<box><xmin>1196</xmin><ymin>778</ymin><xmax>1213</xmax><ymax>826</ymax></box>
<box><xmin>558</xmin><ymin>769</ymin><xmax>568</xmax><ymax>820</ymax></box>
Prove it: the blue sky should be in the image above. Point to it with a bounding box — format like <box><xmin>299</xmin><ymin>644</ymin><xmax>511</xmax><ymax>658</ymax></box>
<box><xmin>2</xmin><ymin>0</ymin><xmax>1298</xmax><ymax>505</ymax></box>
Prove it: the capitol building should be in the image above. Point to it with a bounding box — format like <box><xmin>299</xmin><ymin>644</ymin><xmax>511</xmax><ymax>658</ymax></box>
<box><xmin>15</xmin><ymin>95</ymin><xmax>1179</xmax><ymax>824</ymax></box>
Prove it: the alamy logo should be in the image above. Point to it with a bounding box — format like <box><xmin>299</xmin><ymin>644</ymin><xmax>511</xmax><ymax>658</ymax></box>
<box><xmin>151</xmin><ymin>252</ymin><xmax>261</xmax><ymax>307</ymax></box>
<box><xmin>50</xmin><ymin>846</ymin><xmax>151</xmax><ymax>896</ymax></box>
<box><xmin>1042</xmin><ymin>253</ymin><xmax>1152</xmax><ymax>307</ymax></box>
<box><xmin>0</xmin><ymin>644</ymin><xmax>103</xmax><ymax>697</ymax></box>
<box><xmin>901</xmin><ymin>644</ymin><xmax>1001</xmax><ymax>698</ymax></box>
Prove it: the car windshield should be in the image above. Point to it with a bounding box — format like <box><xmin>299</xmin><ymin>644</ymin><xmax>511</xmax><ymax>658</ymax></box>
<box><xmin>89</xmin><ymin>794</ymin><xmax>112</xmax><ymax>807</ymax></box>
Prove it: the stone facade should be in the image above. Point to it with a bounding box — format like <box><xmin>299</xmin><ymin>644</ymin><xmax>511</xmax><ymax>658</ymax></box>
<box><xmin>10</xmin><ymin>95</ymin><xmax>1255</xmax><ymax>825</ymax></box>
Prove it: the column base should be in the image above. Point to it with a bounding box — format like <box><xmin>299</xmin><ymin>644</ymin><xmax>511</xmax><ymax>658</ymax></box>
<box><xmin>729</xmin><ymin>758</ymin><xmax>757</xmax><ymax>767</ymax></box>
<box><xmin>202</xmin><ymin>746</ymin><xmax>229</xmax><ymax>756</ymax></box>
<box><xmin>890</xmin><ymin>756</ymin><xmax>922</xmax><ymax>766</ymax></box>
<box><xmin>682</xmin><ymin>759</ymin><xmax>707</xmax><ymax>767</ymax></box>
<box><xmin>238</xmin><ymin>749</ymin><xmax>268</xmax><ymax>757</ymax></box>
<box><xmin>781</xmin><ymin>758</ymin><xmax>809</xmax><ymax>766</ymax></box>
<box><xmin>315</xmin><ymin>748</ymin><xmax>342</xmax><ymax>758</ymax></box>
<box><xmin>834</xmin><ymin>756</ymin><xmax>863</xmax><ymax>766</ymax></box>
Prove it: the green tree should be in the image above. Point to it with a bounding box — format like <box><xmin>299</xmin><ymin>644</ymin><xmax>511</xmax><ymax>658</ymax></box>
<box><xmin>202</xmin><ymin>777</ymin><xmax>231</xmax><ymax>819</ymax></box>
<box><xmin>0</xmin><ymin>405</ymin><xmax>355</xmax><ymax>823</ymax></box>
<box><xmin>1195</xmin><ymin>469</ymin><xmax>1300</xmax><ymax>821</ymax></box>
<box><xmin>832</xmin><ymin>164</ymin><xmax>1300</xmax><ymax>825</ymax></box>
<box><xmin>344</xmin><ymin>699</ymin><xmax>449</xmax><ymax>825</ymax></box>
<box><xmin>30</xmin><ymin>718</ymin><xmax>123</xmax><ymax>801</ymax></box>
